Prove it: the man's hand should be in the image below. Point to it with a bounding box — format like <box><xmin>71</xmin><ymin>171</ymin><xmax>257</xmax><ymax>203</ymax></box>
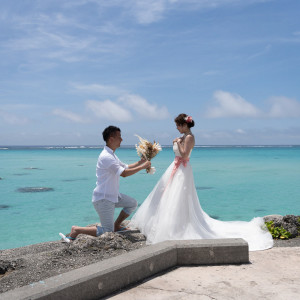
<box><xmin>142</xmin><ymin>160</ymin><xmax>151</xmax><ymax>169</ymax></box>
<box><xmin>138</xmin><ymin>157</ymin><xmax>147</xmax><ymax>164</ymax></box>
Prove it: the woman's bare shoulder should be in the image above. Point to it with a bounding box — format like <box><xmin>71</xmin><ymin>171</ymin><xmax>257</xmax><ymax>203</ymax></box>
<box><xmin>185</xmin><ymin>134</ymin><xmax>195</xmax><ymax>141</ymax></box>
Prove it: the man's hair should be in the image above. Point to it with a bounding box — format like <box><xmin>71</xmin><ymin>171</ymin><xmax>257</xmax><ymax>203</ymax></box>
<box><xmin>102</xmin><ymin>126</ymin><xmax>121</xmax><ymax>142</ymax></box>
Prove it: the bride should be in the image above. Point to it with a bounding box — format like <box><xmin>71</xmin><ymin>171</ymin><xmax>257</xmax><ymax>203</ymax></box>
<box><xmin>129</xmin><ymin>113</ymin><xmax>273</xmax><ymax>251</ymax></box>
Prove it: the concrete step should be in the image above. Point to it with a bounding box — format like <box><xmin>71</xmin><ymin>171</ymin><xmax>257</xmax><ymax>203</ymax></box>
<box><xmin>1</xmin><ymin>238</ymin><xmax>249</xmax><ymax>300</ymax></box>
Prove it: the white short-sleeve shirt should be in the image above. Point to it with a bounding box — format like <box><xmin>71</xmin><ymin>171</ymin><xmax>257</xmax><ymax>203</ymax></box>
<box><xmin>92</xmin><ymin>146</ymin><xmax>128</xmax><ymax>203</ymax></box>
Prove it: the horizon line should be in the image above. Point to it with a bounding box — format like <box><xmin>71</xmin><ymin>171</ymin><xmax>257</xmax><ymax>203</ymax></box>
<box><xmin>1</xmin><ymin>144</ymin><xmax>299</xmax><ymax>148</ymax></box>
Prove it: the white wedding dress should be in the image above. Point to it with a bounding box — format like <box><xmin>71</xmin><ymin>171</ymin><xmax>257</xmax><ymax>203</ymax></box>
<box><xmin>129</xmin><ymin>142</ymin><xmax>273</xmax><ymax>251</ymax></box>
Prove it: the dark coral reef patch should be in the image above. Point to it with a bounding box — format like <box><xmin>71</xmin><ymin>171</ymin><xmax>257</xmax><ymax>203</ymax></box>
<box><xmin>17</xmin><ymin>187</ymin><xmax>54</xmax><ymax>193</ymax></box>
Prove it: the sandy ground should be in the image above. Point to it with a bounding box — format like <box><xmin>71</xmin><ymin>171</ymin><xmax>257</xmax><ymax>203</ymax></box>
<box><xmin>108</xmin><ymin>247</ymin><xmax>300</xmax><ymax>300</ymax></box>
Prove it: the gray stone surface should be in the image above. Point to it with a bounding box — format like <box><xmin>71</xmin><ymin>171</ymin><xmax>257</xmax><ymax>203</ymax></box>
<box><xmin>109</xmin><ymin>247</ymin><xmax>300</xmax><ymax>300</ymax></box>
<box><xmin>176</xmin><ymin>238</ymin><xmax>248</xmax><ymax>265</ymax></box>
<box><xmin>0</xmin><ymin>239</ymin><xmax>248</xmax><ymax>300</ymax></box>
<box><xmin>274</xmin><ymin>236</ymin><xmax>300</xmax><ymax>247</ymax></box>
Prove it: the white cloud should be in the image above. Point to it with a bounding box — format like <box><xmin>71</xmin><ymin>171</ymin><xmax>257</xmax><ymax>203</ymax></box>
<box><xmin>5</xmin><ymin>27</ymin><xmax>93</xmax><ymax>52</ymax></box>
<box><xmin>268</xmin><ymin>97</ymin><xmax>300</xmax><ymax>118</ymax></box>
<box><xmin>72</xmin><ymin>82</ymin><xmax>170</xmax><ymax>120</ymax></box>
<box><xmin>71</xmin><ymin>83</ymin><xmax>126</xmax><ymax>96</ymax></box>
<box><xmin>247</xmin><ymin>44</ymin><xmax>271</xmax><ymax>60</ymax></box>
<box><xmin>61</xmin><ymin>0</ymin><xmax>272</xmax><ymax>26</ymax></box>
<box><xmin>126</xmin><ymin>0</ymin><xmax>274</xmax><ymax>24</ymax></box>
<box><xmin>119</xmin><ymin>94</ymin><xmax>170</xmax><ymax>120</ymax></box>
<box><xmin>2</xmin><ymin>9</ymin><xmax>129</xmax><ymax>66</ymax></box>
<box><xmin>205</xmin><ymin>91</ymin><xmax>300</xmax><ymax>119</ymax></box>
<box><xmin>131</xmin><ymin>0</ymin><xmax>167</xmax><ymax>24</ymax></box>
<box><xmin>0</xmin><ymin>110</ymin><xmax>29</xmax><ymax>125</ymax></box>
<box><xmin>205</xmin><ymin>90</ymin><xmax>261</xmax><ymax>118</ymax></box>
<box><xmin>203</xmin><ymin>70</ymin><xmax>222</xmax><ymax>76</ymax></box>
<box><xmin>236</xmin><ymin>128</ymin><xmax>246</xmax><ymax>134</ymax></box>
<box><xmin>4</xmin><ymin>28</ymin><xmax>95</xmax><ymax>64</ymax></box>
<box><xmin>50</xmin><ymin>92</ymin><xmax>170</xmax><ymax>124</ymax></box>
<box><xmin>86</xmin><ymin>99</ymin><xmax>132</xmax><ymax>122</ymax></box>
<box><xmin>65</xmin><ymin>0</ymin><xmax>169</xmax><ymax>25</ymax></box>
<box><xmin>197</xmin><ymin>127</ymin><xmax>300</xmax><ymax>145</ymax></box>
<box><xmin>52</xmin><ymin>109</ymin><xmax>87</xmax><ymax>123</ymax></box>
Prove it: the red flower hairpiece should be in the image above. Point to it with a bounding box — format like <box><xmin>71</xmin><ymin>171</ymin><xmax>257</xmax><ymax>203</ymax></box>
<box><xmin>185</xmin><ymin>116</ymin><xmax>193</xmax><ymax>123</ymax></box>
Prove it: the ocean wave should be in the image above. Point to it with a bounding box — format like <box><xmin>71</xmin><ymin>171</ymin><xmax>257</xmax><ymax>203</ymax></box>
<box><xmin>64</xmin><ymin>146</ymin><xmax>83</xmax><ymax>149</ymax></box>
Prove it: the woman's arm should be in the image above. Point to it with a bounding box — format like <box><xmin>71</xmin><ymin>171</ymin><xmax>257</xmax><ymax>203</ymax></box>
<box><xmin>173</xmin><ymin>137</ymin><xmax>182</xmax><ymax>144</ymax></box>
<box><xmin>177</xmin><ymin>135</ymin><xmax>195</xmax><ymax>159</ymax></box>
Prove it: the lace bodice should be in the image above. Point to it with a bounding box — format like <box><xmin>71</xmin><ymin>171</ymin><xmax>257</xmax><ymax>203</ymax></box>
<box><xmin>173</xmin><ymin>142</ymin><xmax>181</xmax><ymax>157</ymax></box>
<box><xmin>173</xmin><ymin>141</ymin><xmax>192</xmax><ymax>158</ymax></box>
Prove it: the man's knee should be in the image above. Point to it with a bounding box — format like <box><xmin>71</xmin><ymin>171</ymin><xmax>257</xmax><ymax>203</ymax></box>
<box><xmin>123</xmin><ymin>198</ymin><xmax>138</xmax><ymax>215</ymax></box>
<box><xmin>128</xmin><ymin>197</ymin><xmax>138</xmax><ymax>209</ymax></box>
<box><xmin>134</xmin><ymin>199</ymin><xmax>138</xmax><ymax>209</ymax></box>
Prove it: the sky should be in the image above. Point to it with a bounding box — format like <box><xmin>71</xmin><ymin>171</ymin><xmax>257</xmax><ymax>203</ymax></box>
<box><xmin>1</xmin><ymin>0</ymin><xmax>300</xmax><ymax>146</ymax></box>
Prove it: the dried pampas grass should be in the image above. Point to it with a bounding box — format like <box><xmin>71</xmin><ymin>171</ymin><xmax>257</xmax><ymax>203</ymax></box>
<box><xmin>135</xmin><ymin>135</ymin><xmax>162</xmax><ymax>174</ymax></box>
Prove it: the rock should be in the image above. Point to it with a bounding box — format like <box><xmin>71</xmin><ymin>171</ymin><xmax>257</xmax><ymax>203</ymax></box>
<box><xmin>0</xmin><ymin>260</ymin><xmax>18</xmax><ymax>275</ymax></box>
<box><xmin>264</xmin><ymin>214</ymin><xmax>300</xmax><ymax>238</ymax></box>
<box><xmin>0</xmin><ymin>205</ymin><xmax>11</xmax><ymax>210</ymax></box>
<box><xmin>264</xmin><ymin>215</ymin><xmax>284</xmax><ymax>227</ymax></box>
<box><xmin>282</xmin><ymin>215</ymin><xmax>300</xmax><ymax>238</ymax></box>
<box><xmin>0</xmin><ymin>261</ymin><xmax>11</xmax><ymax>275</ymax></box>
<box><xmin>0</xmin><ymin>227</ymin><xmax>147</xmax><ymax>294</ymax></box>
<box><xmin>68</xmin><ymin>231</ymin><xmax>146</xmax><ymax>253</ymax></box>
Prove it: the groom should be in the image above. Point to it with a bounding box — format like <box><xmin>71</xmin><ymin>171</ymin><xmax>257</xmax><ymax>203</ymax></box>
<box><xmin>92</xmin><ymin>125</ymin><xmax>151</xmax><ymax>234</ymax></box>
<box><xmin>66</xmin><ymin>126</ymin><xmax>151</xmax><ymax>240</ymax></box>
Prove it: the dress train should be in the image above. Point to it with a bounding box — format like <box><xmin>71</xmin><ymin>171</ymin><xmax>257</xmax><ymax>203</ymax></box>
<box><xmin>129</xmin><ymin>144</ymin><xmax>273</xmax><ymax>251</ymax></box>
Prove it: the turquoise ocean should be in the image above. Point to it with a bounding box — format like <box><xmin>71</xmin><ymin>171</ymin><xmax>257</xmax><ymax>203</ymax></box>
<box><xmin>0</xmin><ymin>145</ymin><xmax>299</xmax><ymax>250</ymax></box>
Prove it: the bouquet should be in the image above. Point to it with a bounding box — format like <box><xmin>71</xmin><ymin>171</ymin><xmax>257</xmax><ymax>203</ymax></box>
<box><xmin>135</xmin><ymin>134</ymin><xmax>162</xmax><ymax>174</ymax></box>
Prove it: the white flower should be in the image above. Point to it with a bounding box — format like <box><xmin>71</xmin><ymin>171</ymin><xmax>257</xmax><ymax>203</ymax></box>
<box><xmin>148</xmin><ymin>167</ymin><xmax>156</xmax><ymax>175</ymax></box>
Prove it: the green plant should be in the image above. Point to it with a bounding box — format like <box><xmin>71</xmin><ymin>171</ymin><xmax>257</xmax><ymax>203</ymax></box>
<box><xmin>265</xmin><ymin>221</ymin><xmax>291</xmax><ymax>240</ymax></box>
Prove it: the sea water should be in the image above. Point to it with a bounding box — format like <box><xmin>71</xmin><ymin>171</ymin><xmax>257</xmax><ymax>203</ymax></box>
<box><xmin>0</xmin><ymin>145</ymin><xmax>299</xmax><ymax>250</ymax></box>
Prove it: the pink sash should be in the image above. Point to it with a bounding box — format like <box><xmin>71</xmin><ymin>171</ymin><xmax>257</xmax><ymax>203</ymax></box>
<box><xmin>166</xmin><ymin>156</ymin><xmax>189</xmax><ymax>188</ymax></box>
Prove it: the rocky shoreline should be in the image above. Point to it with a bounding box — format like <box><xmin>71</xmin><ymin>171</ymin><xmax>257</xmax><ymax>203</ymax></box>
<box><xmin>1</xmin><ymin>215</ymin><xmax>300</xmax><ymax>294</ymax></box>
<box><xmin>0</xmin><ymin>229</ymin><xmax>147</xmax><ymax>294</ymax></box>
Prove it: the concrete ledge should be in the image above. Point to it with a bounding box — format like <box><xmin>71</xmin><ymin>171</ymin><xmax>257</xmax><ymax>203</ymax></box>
<box><xmin>1</xmin><ymin>238</ymin><xmax>249</xmax><ymax>300</ymax></box>
<box><xmin>176</xmin><ymin>238</ymin><xmax>249</xmax><ymax>265</ymax></box>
